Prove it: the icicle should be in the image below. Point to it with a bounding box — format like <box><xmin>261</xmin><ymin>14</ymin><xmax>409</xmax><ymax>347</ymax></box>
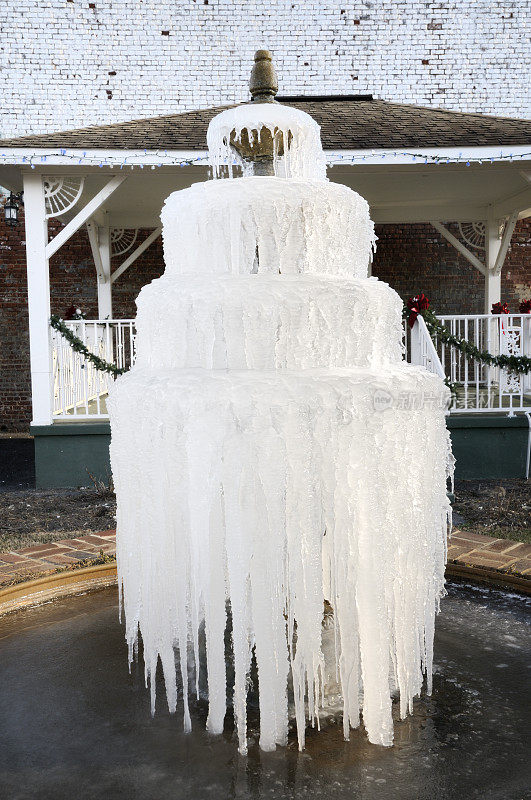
<box><xmin>160</xmin><ymin>177</ymin><xmax>376</xmax><ymax>280</ymax></box>
<box><xmin>207</xmin><ymin>103</ymin><xmax>326</xmax><ymax>181</ymax></box>
<box><xmin>109</xmin><ymin>367</ymin><xmax>452</xmax><ymax>751</ymax></box>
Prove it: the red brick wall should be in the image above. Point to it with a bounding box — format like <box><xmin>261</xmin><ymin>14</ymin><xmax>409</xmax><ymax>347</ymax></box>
<box><xmin>1</xmin><ymin>209</ymin><xmax>32</xmax><ymax>431</ymax></box>
<box><xmin>372</xmin><ymin>220</ymin><xmax>531</xmax><ymax>314</ymax></box>
<box><xmin>373</xmin><ymin>223</ymin><xmax>485</xmax><ymax>313</ymax></box>
<box><xmin>0</xmin><ymin>205</ymin><xmax>164</xmax><ymax>433</ymax></box>
<box><xmin>47</xmin><ymin>224</ymin><xmax>164</xmax><ymax>320</ymax></box>
<box><xmin>0</xmin><ymin>205</ymin><xmax>529</xmax><ymax>433</ymax></box>
<box><xmin>501</xmin><ymin>220</ymin><xmax>531</xmax><ymax>311</ymax></box>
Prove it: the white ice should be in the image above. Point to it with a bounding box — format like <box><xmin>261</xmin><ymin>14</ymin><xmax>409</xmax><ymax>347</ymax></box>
<box><xmin>134</xmin><ymin>275</ymin><xmax>404</xmax><ymax>371</ymax></box>
<box><xmin>160</xmin><ymin>177</ymin><xmax>376</xmax><ymax>280</ymax></box>
<box><xmin>207</xmin><ymin>102</ymin><xmax>327</xmax><ymax>180</ymax></box>
<box><xmin>109</xmin><ymin>100</ymin><xmax>454</xmax><ymax>755</ymax></box>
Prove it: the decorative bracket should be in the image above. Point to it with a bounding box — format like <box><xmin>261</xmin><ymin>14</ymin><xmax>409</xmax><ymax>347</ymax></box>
<box><xmin>110</xmin><ymin>227</ymin><xmax>162</xmax><ymax>284</ymax></box>
<box><xmin>430</xmin><ymin>221</ymin><xmax>486</xmax><ymax>275</ymax></box>
<box><xmin>111</xmin><ymin>228</ymin><xmax>139</xmax><ymax>258</ymax></box>
<box><xmin>43</xmin><ymin>176</ymin><xmax>85</xmax><ymax>219</ymax></box>
<box><xmin>492</xmin><ymin>211</ymin><xmax>519</xmax><ymax>275</ymax></box>
<box><xmin>457</xmin><ymin>221</ymin><xmax>486</xmax><ymax>251</ymax></box>
<box><xmin>432</xmin><ymin>214</ymin><xmax>518</xmax><ymax>284</ymax></box>
<box><xmin>46</xmin><ymin>175</ymin><xmax>126</xmax><ymax>260</ymax></box>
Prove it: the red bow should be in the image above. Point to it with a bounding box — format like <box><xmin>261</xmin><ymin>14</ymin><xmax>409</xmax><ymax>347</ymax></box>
<box><xmin>519</xmin><ymin>299</ymin><xmax>531</xmax><ymax>314</ymax></box>
<box><xmin>64</xmin><ymin>304</ymin><xmax>78</xmax><ymax>320</ymax></box>
<box><xmin>491</xmin><ymin>302</ymin><xmax>509</xmax><ymax>315</ymax></box>
<box><xmin>406</xmin><ymin>293</ymin><xmax>429</xmax><ymax>328</ymax></box>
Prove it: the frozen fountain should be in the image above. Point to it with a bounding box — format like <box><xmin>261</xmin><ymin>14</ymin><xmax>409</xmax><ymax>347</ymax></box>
<box><xmin>108</xmin><ymin>50</ymin><xmax>453</xmax><ymax>755</ymax></box>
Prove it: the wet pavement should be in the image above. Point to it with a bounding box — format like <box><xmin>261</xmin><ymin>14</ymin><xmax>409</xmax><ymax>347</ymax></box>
<box><xmin>0</xmin><ymin>582</ymin><xmax>529</xmax><ymax>800</ymax></box>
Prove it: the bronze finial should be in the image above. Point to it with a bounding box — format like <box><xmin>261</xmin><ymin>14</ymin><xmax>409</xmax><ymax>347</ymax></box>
<box><xmin>249</xmin><ymin>50</ymin><xmax>278</xmax><ymax>103</ymax></box>
<box><xmin>228</xmin><ymin>50</ymin><xmax>283</xmax><ymax>174</ymax></box>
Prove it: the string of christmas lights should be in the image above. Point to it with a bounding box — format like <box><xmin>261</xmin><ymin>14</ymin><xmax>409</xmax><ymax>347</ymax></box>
<box><xmin>0</xmin><ymin>149</ymin><xmax>529</xmax><ymax>170</ymax></box>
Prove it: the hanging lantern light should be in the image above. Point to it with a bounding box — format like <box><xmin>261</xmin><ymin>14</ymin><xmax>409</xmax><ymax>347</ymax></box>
<box><xmin>4</xmin><ymin>192</ymin><xmax>23</xmax><ymax>227</ymax></box>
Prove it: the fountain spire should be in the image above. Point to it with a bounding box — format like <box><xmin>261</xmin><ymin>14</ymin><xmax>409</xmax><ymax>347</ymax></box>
<box><xmin>249</xmin><ymin>49</ymin><xmax>278</xmax><ymax>103</ymax></box>
<box><xmin>225</xmin><ymin>49</ymin><xmax>282</xmax><ymax>174</ymax></box>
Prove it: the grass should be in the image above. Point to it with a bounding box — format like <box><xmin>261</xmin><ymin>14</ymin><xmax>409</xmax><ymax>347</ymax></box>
<box><xmin>453</xmin><ymin>479</ymin><xmax>529</xmax><ymax>544</ymax></box>
<box><xmin>0</xmin><ymin>486</ymin><xmax>116</xmax><ymax>552</ymax></box>
<box><xmin>459</xmin><ymin>523</ymin><xmax>531</xmax><ymax>544</ymax></box>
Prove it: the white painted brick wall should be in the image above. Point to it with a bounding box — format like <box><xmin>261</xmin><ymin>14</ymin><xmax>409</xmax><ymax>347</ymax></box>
<box><xmin>1</xmin><ymin>0</ymin><xmax>529</xmax><ymax>139</ymax></box>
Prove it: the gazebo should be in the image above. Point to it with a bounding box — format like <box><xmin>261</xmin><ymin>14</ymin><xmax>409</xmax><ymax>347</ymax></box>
<box><xmin>1</xmin><ymin>96</ymin><xmax>530</xmax><ymax>485</ymax></box>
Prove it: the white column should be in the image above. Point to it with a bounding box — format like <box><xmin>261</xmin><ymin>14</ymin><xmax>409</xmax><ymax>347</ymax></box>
<box><xmin>97</xmin><ymin>224</ymin><xmax>113</xmax><ymax>319</ymax></box>
<box><xmin>484</xmin><ymin>215</ymin><xmax>502</xmax><ymax>313</ymax></box>
<box><xmin>23</xmin><ymin>172</ymin><xmax>53</xmax><ymax>426</ymax></box>
<box><xmin>484</xmin><ymin>271</ymin><xmax>501</xmax><ymax>313</ymax></box>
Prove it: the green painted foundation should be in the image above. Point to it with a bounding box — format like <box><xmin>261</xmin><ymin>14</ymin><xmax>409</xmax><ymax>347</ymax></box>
<box><xmin>32</xmin><ymin>423</ymin><xmax>113</xmax><ymax>489</ymax></box>
<box><xmin>32</xmin><ymin>415</ymin><xmax>530</xmax><ymax>488</ymax></box>
<box><xmin>447</xmin><ymin>414</ymin><xmax>529</xmax><ymax>481</ymax></box>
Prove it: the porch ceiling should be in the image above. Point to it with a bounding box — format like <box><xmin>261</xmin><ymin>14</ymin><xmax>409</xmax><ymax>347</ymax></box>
<box><xmin>330</xmin><ymin>161</ymin><xmax>531</xmax><ymax>224</ymax></box>
<box><xmin>2</xmin><ymin>158</ymin><xmax>529</xmax><ymax>226</ymax></box>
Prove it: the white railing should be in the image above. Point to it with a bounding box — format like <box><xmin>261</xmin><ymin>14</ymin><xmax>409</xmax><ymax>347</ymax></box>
<box><xmin>406</xmin><ymin>314</ymin><xmax>531</xmax><ymax>415</ymax></box>
<box><xmin>409</xmin><ymin>315</ymin><xmax>446</xmax><ymax>380</ymax></box>
<box><xmin>51</xmin><ymin>314</ymin><xmax>529</xmax><ymax>420</ymax></box>
<box><xmin>51</xmin><ymin>319</ymin><xmax>135</xmax><ymax>419</ymax></box>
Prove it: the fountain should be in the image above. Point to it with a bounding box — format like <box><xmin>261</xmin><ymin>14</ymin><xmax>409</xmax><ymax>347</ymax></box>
<box><xmin>107</xmin><ymin>50</ymin><xmax>454</xmax><ymax>755</ymax></box>
<box><xmin>1</xmin><ymin>53</ymin><xmax>528</xmax><ymax>800</ymax></box>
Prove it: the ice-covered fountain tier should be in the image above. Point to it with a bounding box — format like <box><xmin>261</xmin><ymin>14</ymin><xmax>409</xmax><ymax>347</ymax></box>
<box><xmin>108</xmin><ymin>99</ymin><xmax>453</xmax><ymax>755</ymax></box>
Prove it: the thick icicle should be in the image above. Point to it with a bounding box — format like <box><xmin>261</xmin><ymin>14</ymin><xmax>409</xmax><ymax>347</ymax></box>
<box><xmin>109</xmin><ymin>98</ymin><xmax>453</xmax><ymax>755</ymax></box>
<box><xmin>207</xmin><ymin>103</ymin><xmax>326</xmax><ymax>180</ymax></box>
<box><xmin>160</xmin><ymin>178</ymin><xmax>376</xmax><ymax>281</ymax></box>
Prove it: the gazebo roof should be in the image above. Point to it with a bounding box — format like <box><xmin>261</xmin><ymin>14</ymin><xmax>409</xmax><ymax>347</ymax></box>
<box><xmin>2</xmin><ymin>96</ymin><xmax>530</xmax><ymax>151</ymax></box>
<box><xmin>1</xmin><ymin>96</ymin><xmax>529</xmax><ymax>231</ymax></box>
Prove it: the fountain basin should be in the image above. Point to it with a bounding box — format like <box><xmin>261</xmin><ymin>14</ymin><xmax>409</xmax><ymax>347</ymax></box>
<box><xmin>0</xmin><ymin>583</ymin><xmax>528</xmax><ymax>799</ymax></box>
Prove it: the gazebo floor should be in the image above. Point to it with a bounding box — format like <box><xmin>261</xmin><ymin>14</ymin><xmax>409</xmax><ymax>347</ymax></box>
<box><xmin>57</xmin><ymin>393</ymin><xmax>109</xmax><ymax>417</ymax></box>
<box><xmin>452</xmin><ymin>385</ymin><xmax>531</xmax><ymax>412</ymax></box>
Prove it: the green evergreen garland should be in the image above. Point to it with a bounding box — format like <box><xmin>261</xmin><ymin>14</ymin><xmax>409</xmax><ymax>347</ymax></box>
<box><xmin>50</xmin><ymin>315</ymin><xmax>127</xmax><ymax>376</ymax></box>
<box><xmin>405</xmin><ymin>307</ymin><xmax>531</xmax><ymax>375</ymax></box>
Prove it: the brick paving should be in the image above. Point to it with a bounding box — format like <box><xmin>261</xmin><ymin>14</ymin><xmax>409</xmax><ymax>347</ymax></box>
<box><xmin>0</xmin><ymin>529</ymin><xmax>116</xmax><ymax>589</ymax></box>
<box><xmin>448</xmin><ymin>531</ymin><xmax>531</xmax><ymax>577</ymax></box>
<box><xmin>0</xmin><ymin>528</ymin><xmax>529</xmax><ymax>593</ymax></box>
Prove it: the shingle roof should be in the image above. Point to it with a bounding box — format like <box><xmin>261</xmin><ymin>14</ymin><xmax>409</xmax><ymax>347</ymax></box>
<box><xmin>1</xmin><ymin>97</ymin><xmax>530</xmax><ymax>151</ymax></box>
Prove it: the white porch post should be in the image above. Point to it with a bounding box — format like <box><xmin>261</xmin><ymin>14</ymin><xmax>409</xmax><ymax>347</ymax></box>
<box><xmin>87</xmin><ymin>215</ymin><xmax>113</xmax><ymax>319</ymax></box>
<box><xmin>23</xmin><ymin>171</ymin><xmax>53</xmax><ymax>426</ymax></box>
<box><xmin>484</xmin><ymin>271</ymin><xmax>501</xmax><ymax>313</ymax></box>
<box><xmin>97</xmin><ymin>224</ymin><xmax>112</xmax><ymax>319</ymax></box>
<box><xmin>484</xmin><ymin>215</ymin><xmax>502</xmax><ymax>313</ymax></box>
